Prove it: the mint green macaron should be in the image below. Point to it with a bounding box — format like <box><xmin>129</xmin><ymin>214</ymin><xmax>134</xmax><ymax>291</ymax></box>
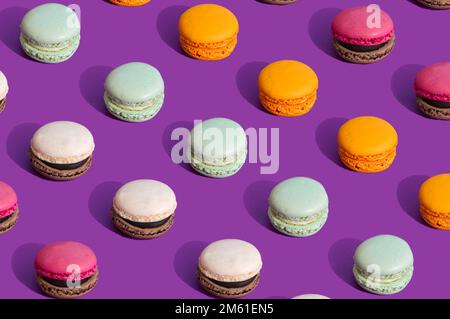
<box><xmin>20</xmin><ymin>3</ymin><xmax>81</xmax><ymax>63</ymax></box>
<box><xmin>189</xmin><ymin>118</ymin><xmax>247</xmax><ymax>178</ymax></box>
<box><xmin>353</xmin><ymin>234</ymin><xmax>414</xmax><ymax>295</ymax></box>
<box><xmin>268</xmin><ymin>177</ymin><xmax>329</xmax><ymax>237</ymax></box>
<box><xmin>104</xmin><ymin>62</ymin><xmax>165</xmax><ymax>122</ymax></box>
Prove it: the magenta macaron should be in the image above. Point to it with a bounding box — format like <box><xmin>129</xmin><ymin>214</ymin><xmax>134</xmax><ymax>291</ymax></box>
<box><xmin>0</xmin><ymin>181</ymin><xmax>18</xmax><ymax>234</ymax></box>
<box><xmin>415</xmin><ymin>62</ymin><xmax>450</xmax><ymax>120</ymax></box>
<box><xmin>332</xmin><ymin>6</ymin><xmax>395</xmax><ymax>64</ymax></box>
<box><xmin>35</xmin><ymin>241</ymin><xmax>98</xmax><ymax>298</ymax></box>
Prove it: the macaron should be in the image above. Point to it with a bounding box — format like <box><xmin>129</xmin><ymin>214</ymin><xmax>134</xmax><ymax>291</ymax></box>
<box><xmin>268</xmin><ymin>177</ymin><xmax>329</xmax><ymax>237</ymax></box>
<box><xmin>415</xmin><ymin>0</ymin><xmax>450</xmax><ymax>9</ymax></box>
<box><xmin>0</xmin><ymin>181</ymin><xmax>18</xmax><ymax>234</ymax></box>
<box><xmin>0</xmin><ymin>71</ymin><xmax>8</xmax><ymax>113</ymax></box>
<box><xmin>419</xmin><ymin>174</ymin><xmax>450</xmax><ymax>229</ymax></box>
<box><xmin>260</xmin><ymin>0</ymin><xmax>297</xmax><ymax>4</ymax></box>
<box><xmin>20</xmin><ymin>3</ymin><xmax>81</xmax><ymax>63</ymax></box>
<box><xmin>178</xmin><ymin>4</ymin><xmax>239</xmax><ymax>60</ymax></box>
<box><xmin>414</xmin><ymin>62</ymin><xmax>450</xmax><ymax>120</ymax></box>
<box><xmin>189</xmin><ymin>118</ymin><xmax>247</xmax><ymax>178</ymax></box>
<box><xmin>104</xmin><ymin>62</ymin><xmax>165</xmax><ymax>122</ymax></box>
<box><xmin>292</xmin><ymin>294</ymin><xmax>330</xmax><ymax>299</ymax></box>
<box><xmin>353</xmin><ymin>234</ymin><xmax>414</xmax><ymax>295</ymax></box>
<box><xmin>112</xmin><ymin>179</ymin><xmax>177</xmax><ymax>239</ymax></box>
<box><xmin>198</xmin><ymin>239</ymin><xmax>262</xmax><ymax>298</ymax></box>
<box><xmin>332</xmin><ymin>6</ymin><xmax>395</xmax><ymax>64</ymax></box>
<box><xmin>35</xmin><ymin>241</ymin><xmax>98</xmax><ymax>299</ymax></box>
<box><xmin>337</xmin><ymin>116</ymin><xmax>398</xmax><ymax>173</ymax></box>
<box><xmin>258</xmin><ymin>60</ymin><xmax>318</xmax><ymax>117</ymax></box>
<box><xmin>30</xmin><ymin>121</ymin><xmax>95</xmax><ymax>181</ymax></box>
<box><xmin>109</xmin><ymin>0</ymin><xmax>151</xmax><ymax>6</ymax></box>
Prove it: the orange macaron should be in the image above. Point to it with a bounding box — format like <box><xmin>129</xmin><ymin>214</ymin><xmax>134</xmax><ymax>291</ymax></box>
<box><xmin>178</xmin><ymin>4</ymin><xmax>239</xmax><ymax>61</ymax></box>
<box><xmin>419</xmin><ymin>174</ymin><xmax>450</xmax><ymax>230</ymax></box>
<box><xmin>337</xmin><ymin>116</ymin><xmax>398</xmax><ymax>173</ymax></box>
<box><xmin>109</xmin><ymin>0</ymin><xmax>150</xmax><ymax>6</ymax></box>
<box><xmin>258</xmin><ymin>60</ymin><xmax>318</xmax><ymax>117</ymax></box>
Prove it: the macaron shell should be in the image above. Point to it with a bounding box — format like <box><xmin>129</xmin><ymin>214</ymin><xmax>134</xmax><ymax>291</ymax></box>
<box><xmin>109</xmin><ymin>0</ymin><xmax>151</xmax><ymax>6</ymax></box>
<box><xmin>179</xmin><ymin>4</ymin><xmax>239</xmax><ymax>43</ymax></box>
<box><xmin>199</xmin><ymin>239</ymin><xmax>262</xmax><ymax>282</ymax></box>
<box><xmin>332</xmin><ymin>6</ymin><xmax>394</xmax><ymax>45</ymax></box>
<box><xmin>416</xmin><ymin>0</ymin><xmax>450</xmax><ymax>9</ymax></box>
<box><xmin>0</xmin><ymin>181</ymin><xmax>17</xmax><ymax>213</ymax></box>
<box><xmin>0</xmin><ymin>71</ymin><xmax>9</xmax><ymax>100</ymax></box>
<box><xmin>31</xmin><ymin>121</ymin><xmax>95</xmax><ymax>164</ymax></box>
<box><xmin>258</xmin><ymin>60</ymin><xmax>318</xmax><ymax>100</ymax></box>
<box><xmin>419</xmin><ymin>174</ymin><xmax>450</xmax><ymax>213</ymax></box>
<box><xmin>415</xmin><ymin>62</ymin><xmax>450</xmax><ymax>102</ymax></box>
<box><xmin>35</xmin><ymin>241</ymin><xmax>97</xmax><ymax>280</ymax></box>
<box><xmin>292</xmin><ymin>294</ymin><xmax>330</xmax><ymax>299</ymax></box>
<box><xmin>338</xmin><ymin>116</ymin><xmax>398</xmax><ymax>156</ymax></box>
<box><xmin>260</xmin><ymin>0</ymin><xmax>297</xmax><ymax>4</ymax></box>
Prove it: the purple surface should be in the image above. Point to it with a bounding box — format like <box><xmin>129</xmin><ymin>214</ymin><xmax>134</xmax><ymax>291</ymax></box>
<box><xmin>0</xmin><ymin>0</ymin><xmax>449</xmax><ymax>299</ymax></box>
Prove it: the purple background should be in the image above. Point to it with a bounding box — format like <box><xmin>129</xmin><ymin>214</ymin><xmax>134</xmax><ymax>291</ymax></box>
<box><xmin>0</xmin><ymin>0</ymin><xmax>449</xmax><ymax>299</ymax></box>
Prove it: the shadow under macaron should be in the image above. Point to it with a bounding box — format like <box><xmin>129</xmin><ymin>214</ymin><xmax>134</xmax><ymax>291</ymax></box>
<box><xmin>308</xmin><ymin>8</ymin><xmax>340</xmax><ymax>59</ymax></box>
<box><xmin>235</xmin><ymin>61</ymin><xmax>268</xmax><ymax>114</ymax></box>
<box><xmin>0</xmin><ymin>6</ymin><xmax>30</xmax><ymax>59</ymax></box>
<box><xmin>397</xmin><ymin>175</ymin><xmax>428</xmax><ymax>226</ymax></box>
<box><xmin>156</xmin><ymin>5</ymin><xmax>188</xmax><ymax>55</ymax></box>
<box><xmin>315</xmin><ymin>117</ymin><xmax>346</xmax><ymax>168</ymax></box>
<box><xmin>391</xmin><ymin>64</ymin><xmax>424</xmax><ymax>116</ymax></box>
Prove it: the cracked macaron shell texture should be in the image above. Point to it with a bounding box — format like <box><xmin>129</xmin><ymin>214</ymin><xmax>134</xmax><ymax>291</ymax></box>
<box><xmin>416</xmin><ymin>0</ymin><xmax>450</xmax><ymax>9</ymax></box>
<box><xmin>199</xmin><ymin>239</ymin><xmax>262</xmax><ymax>282</ymax></box>
<box><xmin>415</xmin><ymin>62</ymin><xmax>450</xmax><ymax>102</ymax></box>
<box><xmin>0</xmin><ymin>71</ymin><xmax>9</xmax><ymax>101</ymax></box>
<box><xmin>35</xmin><ymin>241</ymin><xmax>97</xmax><ymax>280</ymax></box>
<box><xmin>109</xmin><ymin>0</ymin><xmax>151</xmax><ymax>6</ymax></box>
<box><xmin>113</xmin><ymin>179</ymin><xmax>177</xmax><ymax>223</ymax></box>
<box><xmin>31</xmin><ymin>121</ymin><xmax>95</xmax><ymax>164</ymax></box>
<box><xmin>419</xmin><ymin>174</ymin><xmax>450</xmax><ymax>229</ymax></box>
<box><xmin>0</xmin><ymin>181</ymin><xmax>17</xmax><ymax>218</ymax></box>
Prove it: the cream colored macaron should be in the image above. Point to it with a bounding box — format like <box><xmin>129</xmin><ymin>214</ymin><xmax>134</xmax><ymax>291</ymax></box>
<box><xmin>292</xmin><ymin>294</ymin><xmax>330</xmax><ymax>299</ymax></box>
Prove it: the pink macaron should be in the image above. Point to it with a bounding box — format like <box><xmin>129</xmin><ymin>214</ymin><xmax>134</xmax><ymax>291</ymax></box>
<box><xmin>35</xmin><ymin>241</ymin><xmax>98</xmax><ymax>298</ymax></box>
<box><xmin>0</xmin><ymin>181</ymin><xmax>18</xmax><ymax>234</ymax></box>
<box><xmin>415</xmin><ymin>62</ymin><xmax>450</xmax><ymax>120</ymax></box>
<box><xmin>332</xmin><ymin>6</ymin><xmax>395</xmax><ymax>64</ymax></box>
<box><xmin>0</xmin><ymin>71</ymin><xmax>9</xmax><ymax>113</ymax></box>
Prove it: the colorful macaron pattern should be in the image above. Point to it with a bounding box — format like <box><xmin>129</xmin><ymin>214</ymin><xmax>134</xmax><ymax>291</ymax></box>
<box><xmin>353</xmin><ymin>235</ymin><xmax>414</xmax><ymax>295</ymax></box>
<box><xmin>178</xmin><ymin>4</ymin><xmax>239</xmax><ymax>60</ymax></box>
<box><xmin>0</xmin><ymin>181</ymin><xmax>18</xmax><ymax>234</ymax></box>
<box><xmin>332</xmin><ymin>6</ymin><xmax>395</xmax><ymax>64</ymax></box>
<box><xmin>337</xmin><ymin>116</ymin><xmax>398</xmax><ymax>173</ymax></box>
<box><xmin>0</xmin><ymin>71</ymin><xmax>8</xmax><ymax>114</ymax></box>
<box><xmin>35</xmin><ymin>241</ymin><xmax>98</xmax><ymax>299</ymax></box>
<box><xmin>20</xmin><ymin>3</ymin><xmax>81</xmax><ymax>63</ymax></box>
<box><xmin>419</xmin><ymin>174</ymin><xmax>450</xmax><ymax>229</ymax></box>
<box><xmin>198</xmin><ymin>239</ymin><xmax>262</xmax><ymax>298</ymax></box>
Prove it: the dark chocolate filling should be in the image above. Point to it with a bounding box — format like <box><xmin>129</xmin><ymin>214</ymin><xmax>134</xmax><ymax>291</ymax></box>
<box><xmin>120</xmin><ymin>215</ymin><xmax>172</xmax><ymax>229</ymax></box>
<box><xmin>422</xmin><ymin>98</ymin><xmax>450</xmax><ymax>109</ymax></box>
<box><xmin>40</xmin><ymin>157</ymin><xmax>89</xmax><ymax>171</ymax></box>
<box><xmin>0</xmin><ymin>214</ymin><xmax>12</xmax><ymax>223</ymax></box>
<box><xmin>338</xmin><ymin>40</ymin><xmax>388</xmax><ymax>53</ymax></box>
<box><xmin>209</xmin><ymin>275</ymin><xmax>257</xmax><ymax>289</ymax></box>
<box><xmin>42</xmin><ymin>276</ymin><xmax>92</xmax><ymax>288</ymax></box>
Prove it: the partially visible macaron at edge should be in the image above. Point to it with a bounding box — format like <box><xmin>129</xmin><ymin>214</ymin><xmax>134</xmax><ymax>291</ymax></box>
<box><xmin>112</xmin><ymin>179</ymin><xmax>177</xmax><ymax>239</ymax></box>
<box><xmin>292</xmin><ymin>294</ymin><xmax>330</xmax><ymax>299</ymax></box>
<box><xmin>353</xmin><ymin>234</ymin><xmax>414</xmax><ymax>295</ymax></box>
<box><xmin>259</xmin><ymin>0</ymin><xmax>297</xmax><ymax>5</ymax></box>
<box><xmin>104</xmin><ymin>62</ymin><xmax>165</xmax><ymax>122</ymax></box>
<box><xmin>20</xmin><ymin>3</ymin><xmax>81</xmax><ymax>63</ymax></box>
<box><xmin>189</xmin><ymin>118</ymin><xmax>247</xmax><ymax>178</ymax></box>
<box><xmin>415</xmin><ymin>0</ymin><xmax>450</xmax><ymax>9</ymax></box>
<box><xmin>332</xmin><ymin>6</ymin><xmax>395</xmax><ymax>64</ymax></box>
<box><xmin>419</xmin><ymin>173</ymin><xmax>450</xmax><ymax>229</ymax></box>
<box><xmin>0</xmin><ymin>71</ymin><xmax>9</xmax><ymax>113</ymax></box>
<box><xmin>0</xmin><ymin>181</ymin><xmax>18</xmax><ymax>234</ymax></box>
<box><xmin>268</xmin><ymin>177</ymin><xmax>329</xmax><ymax>237</ymax></box>
<box><xmin>30</xmin><ymin>121</ymin><xmax>95</xmax><ymax>181</ymax></box>
<box><xmin>35</xmin><ymin>241</ymin><xmax>98</xmax><ymax>299</ymax></box>
<box><xmin>415</xmin><ymin>62</ymin><xmax>450</xmax><ymax>120</ymax></box>
<box><xmin>109</xmin><ymin>0</ymin><xmax>151</xmax><ymax>6</ymax></box>
<box><xmin>198</xmin><ymin>239</ymin><xmax>262</xmax><ymax>298</ymax></box>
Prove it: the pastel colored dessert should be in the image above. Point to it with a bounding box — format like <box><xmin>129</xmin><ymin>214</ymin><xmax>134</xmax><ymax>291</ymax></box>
<box><xmin>292</xmin><ymin>294</ymin><xmax>330</xmax><ymax>299</ymax></box>
<box><xmin>178</xmin><ymin>4</ymin><xmax>239</xmax><ymax>60</ymax></box>
<box><xmin>337</xmin><ymin>116</ymin><xmax>398</xmax><ymax>173</ymax></box>
<box><xmin>104</xmin><ymin>62</ymin><xmax>165</xmax><ymax>122</ymax></box>
<box><xmin>109</xmin><ymin>0</ymin><xmax>151</xmax><ymax>6</ymax></box>
<box><xmin>260</xmin><ymin>0</ymin><xmax>297</xmax><ymax>4</ymax></box>
<box><xmin>35</xmin><ymin>241</ymin><xmax>98</xmax><ymax>299</ymax></box>
<box><xmin>198</xmin><ymin>239</ymin><xmax>262</xmax><ymax>298</ymax></box>
<box><xmin>189</xmin><ymin>118</ymin><xmax>247</xmax><ymax>178</ymax></box>
<box><xmin>30</xmin><ymin>121</ymin><xmax>95</xmax><ymax>181</ymax></box>
<box><xmin>332</xmin><ymin>6</ymin><xmax>395</xmax><ymax>64</ymax></box>
<box><xmin>419</xmin><ymin>174</ymin><xmax>450</xmax><ymax>229</ymax></box>
<box><xmin>416</xmin><ymin>0</ymin><xmax>450</xmax><ymax>9</ymax></box>
<box><xmin>0</xmin><ymin>181</ymin><xmax>18</xmax><ymax>234</ymax></box>
<box><xmin>268</xmin><ymin>177</ymin><xmax>328</xmax><ymax>237</ymax></box>
<box><xmin>112</xmin><ymin>179</ymin><xmax>177</xmax><ymax>239</ymax></box>
<box><xmin>414</xmin><ymin>62</ymin><xmax>450</xmax><ymax>120</ymax></box>
<box><xmin>0</xmin><ymin>71</ymin><xmax>9</xmax><ymax>113</ymax></box>
<box><xmin>258</xmin><ymin>60</ymin><xmax>318</xmax><ymax>117</ymax></box>
<box><xmin>20</xmin><ymin>3</ymin><xmax>81</xmax><ymax>63</ymax></box>
<box><xmin>353</xmin><ymin>234</ymin><xmax>414</xmax><ymax>295</ymax></box>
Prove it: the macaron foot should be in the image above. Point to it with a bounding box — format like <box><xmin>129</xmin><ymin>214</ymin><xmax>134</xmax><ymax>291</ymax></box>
<box><xmin>417</xmin><ymin>97</ymin><xmax>450</xmax><ymax>120</ymax></box>
<box><xmin>109</xmin><ymin>0</ymin><xmax>151</xmax><ymax>6</ymax></box>
<box><xmin>420</xmin><ymin>206</ymin><xmax>450</xmax><ymax>230</ymax></box>
<box><xmin>36</xmin><ymin>271</ymin><xmax>98</xmax><ymax>299</ymax></box>
<box><xmin>353</xmin><ymin>266</ymin><xmax>413</xmax><ymax>295</ymax></box>
<box><xmin>112</xmin><ymin>213</ymin><xmax>174</xmax><ymax>239</ymax></box>
<box><xmin>259</xmin><ymin>91</ymin><xmax>316</xmax><ymax>117</ymax></box>
<box><xmin>268</xmin><ymin>208</ymin><xmax>328</xmax><ymax>237</ymax></box>
<box><xmin>0</xmin><ymin>209</ymin><xmax>18</xmax><ymax>234</ymax></box>
<box><xmin>338</xmin><ymin>148</ymin><xmax>396</xmax><ymax>173</ymax></box>
<box><xmin>180</xmin><ymin>35</ymin><xmax>237</xmax><ymax>61</ymax></box>
<box><xmin>0</xmin><ymin>98</ymin><xmax>6</xmax><ymax>114</ymax></box>
<box><xmin>198</xmin><ymin>269</ymin><xmax>260</xmax><ymax>299</ymax></box>
<box><xmin>416</xmin><ymin>0</ymin><xmax>450</xmax><ymax>9</ymax></box>
<box><xmin>20</xmin><ymin>34</ymin><xmax>80</xmax><ymax>64</ymax></box>
<box><xmin>334</xmin><ymin>36</ymin><xmax>395</xmax><ymax>64</ymax></box>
